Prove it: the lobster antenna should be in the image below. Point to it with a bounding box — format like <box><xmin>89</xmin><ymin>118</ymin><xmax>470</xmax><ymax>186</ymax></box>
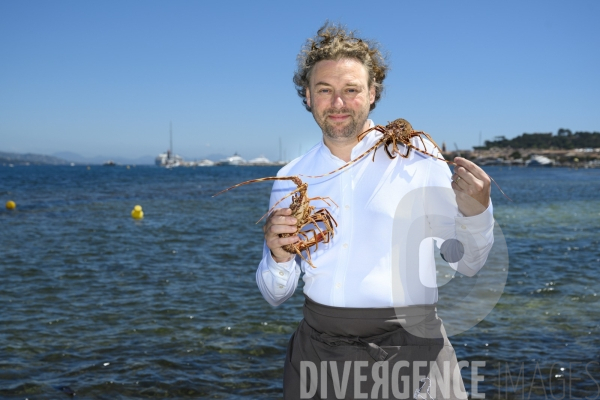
<box><xmin>300</xmin><ymin>138</ymin><xmax>381</xmax><ymax>180</ymax></box>
<box><xmin>212</xmin><ymin>176</ymin><xmax>302</xmax><ymax>197</ymax></box>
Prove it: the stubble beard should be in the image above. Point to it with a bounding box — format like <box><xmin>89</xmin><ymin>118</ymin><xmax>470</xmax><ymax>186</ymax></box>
<box><xmin>315</xmin><ymin>107</ymin><xmax>370</xmax><ymax>141</ymax></box>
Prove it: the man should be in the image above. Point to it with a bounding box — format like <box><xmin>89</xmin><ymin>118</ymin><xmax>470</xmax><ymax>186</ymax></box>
<box><xmin>257</xmin><ymin>24</ymin><xmax>494</xmax><ymax>399</ymax></box>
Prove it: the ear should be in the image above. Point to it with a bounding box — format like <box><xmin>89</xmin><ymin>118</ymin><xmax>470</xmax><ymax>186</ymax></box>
<box><xmin>305</xmin><ymin>87</ymin><xmax>311</xmax><ymax>108</ymax></box>
<box><xmin>369</xmin><ymin>83</ymin><xmax>376</xmax><ymax>105</ymax></box>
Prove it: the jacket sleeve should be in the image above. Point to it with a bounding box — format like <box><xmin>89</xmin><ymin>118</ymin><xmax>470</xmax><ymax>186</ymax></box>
<box><xmin>422</xmin><ymin>145</ymin><xmax>495</xmax><ymax>277</ymax></box>
<box><xmin>255</xmin><ymin>178</ymin><xmax>303</xmax><ymax>306</ymax></box>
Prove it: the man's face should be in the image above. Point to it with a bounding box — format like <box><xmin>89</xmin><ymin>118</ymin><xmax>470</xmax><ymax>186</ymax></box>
<box><xmin>306</xmin><ymin>58</ymin><xmax>375</xmax><ymax>141</ymax></box>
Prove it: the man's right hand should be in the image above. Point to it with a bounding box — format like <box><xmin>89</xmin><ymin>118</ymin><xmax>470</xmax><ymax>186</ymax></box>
<box><xmin>263</xmin><ymin>208</ymin><xmax>299</xmax><ymax>263</ymax></box>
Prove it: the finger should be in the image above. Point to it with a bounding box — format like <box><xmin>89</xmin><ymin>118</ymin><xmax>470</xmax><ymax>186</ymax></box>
<box><xmin>268</xmin><ymin>208</ymin><xmax>292</xmax><ymax>221</ymax></box>
<box><xmin>453</xmin><ymin>156</ymin><xmax>478</xmax><ymax>171</ymax></box>
<box><xmin>454</xmin><ymin>161</ymin><xmax>490</xmax><ymax>191</ymax></box>
<box><xmin>451</xmin><ymin>178</ymin><xmax>464</xmax><ymax>193</ymax></box>
<box><xmin>268</xmin><ymin>234</ymin><xmax>300</xmax><ymax>246</ymax></box>
<box><xmin>453</xmin><ymin>171</ymin><xmax>490</xmax><ymax>204</ymax></box>
<box><xmin>264</xmin><ymin>208</ymin><xmax>296</xmax><ymax>228</ymax></box>
<box><xmin>269</xmin><ymin>208</ymin><xmax>294</xmax><ymax>220</ymax></box>
<box><xmin>452</xmin><ymin>169</ymin><xmax>473</xmax><ymax>187</ymax></box>
<box><xmin>264</xmin><ymin>220</ymin><xmax>296</xmax><ymax>237</ymax></box>
<box><xmin>266</xmin><ymin>223</ymin><xmax>299</xmax><ymax>236</ymax></box>
<box><xmin>267</xmin><ymin>236</ymin><xmax>299</xmax><ymax>262</ymax></box>
<box><xmin>267</xmin><ymin>214</ymin><xmax>297</xmax><ymax>229</ymax></box>
<box><xmin>454</xmin><ymin>157</ymin><xmax>488</xmax><ymax>182</ymax></box>
<box><xmin>266</xmin><ymin>235</ymin><xmax>300</xmax><ymax>254</ymax></box>
<box><xmin>271</xmin><ymin>207</ymin><xmax>292</xmax><ymax>216</ymax></box>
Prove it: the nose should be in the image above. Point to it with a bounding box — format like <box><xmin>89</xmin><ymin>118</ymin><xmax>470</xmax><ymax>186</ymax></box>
<box><xmin>331</xmin><ymin>92</ymin><xmax>344</xmax><ymax>109</ymax></box>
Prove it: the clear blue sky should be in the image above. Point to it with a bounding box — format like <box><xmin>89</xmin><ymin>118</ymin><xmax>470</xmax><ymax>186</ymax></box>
<box><xmin>1</xmin><ymin>1</ymin><xmax>598</xmax><ymax>162</ymax></box>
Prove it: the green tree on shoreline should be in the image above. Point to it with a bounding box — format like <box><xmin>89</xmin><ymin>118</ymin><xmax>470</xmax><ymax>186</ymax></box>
<box><xmin>474</xmin><ymin>129</ymin><xmax>600</xmax><ymax>150</ymax></box>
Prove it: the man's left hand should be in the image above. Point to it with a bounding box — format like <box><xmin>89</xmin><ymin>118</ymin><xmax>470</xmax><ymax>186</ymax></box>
<box><xmin>451</xmin><ymin>157</ymin><xmax>491</xmax><ymax>217</ymax></box>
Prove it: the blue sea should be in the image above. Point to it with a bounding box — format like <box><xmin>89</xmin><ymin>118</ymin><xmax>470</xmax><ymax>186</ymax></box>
<box><xmin>1</xmin><ymin>165</ymin><xmax>599</xmax><ymax>399</ymax></box>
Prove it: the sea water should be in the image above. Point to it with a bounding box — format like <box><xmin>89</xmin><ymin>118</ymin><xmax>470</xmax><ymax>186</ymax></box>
<box><xmin>1</xmin><ymin>165</ymin><xmax>599</xmax><ymax>399</ymax></box>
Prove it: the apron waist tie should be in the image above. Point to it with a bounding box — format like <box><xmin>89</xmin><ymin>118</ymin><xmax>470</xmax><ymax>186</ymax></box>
<box><xmin>318</xmin><ymin>333</ymin><xmax>389</xmax><ymax>362</ymax></box>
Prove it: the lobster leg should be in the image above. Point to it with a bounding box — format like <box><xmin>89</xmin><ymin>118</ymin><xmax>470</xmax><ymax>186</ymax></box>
<box><xmin>419</xmin><ymin>131</ymin><xmax>444</xmax><ymax>154</ymax></box>
<box><xmin>294</xmin><ymin>230</ymin><xmax>318</xmax><ymax>269</ymax></box>
<box><xmin>356</xmin><ymin>126</ymin><xmax>379</xmax><ymax>142</ymax></box>
<box><xmin>398</xmin><ymin>144</ymin><xmax>411</xmax><ymax>158</ymax></box>
<box><xmin>259</xmin><ymin>186</ymin><xmax>305</xmax><ymax>223</ymax></box>
<box><xmin>308</xmin><ymin>196</ymin><xmax>339</xmax><ymax>209</ymax></box>
<box><xmin>384</xmin><ymin>142</ymin><xmax>398</xmax><ymax>159</ymax></box>
<box><xmin>214</xmin><ymin>174</ymin><xmax>340</xmax><ymax>269</ymax></box>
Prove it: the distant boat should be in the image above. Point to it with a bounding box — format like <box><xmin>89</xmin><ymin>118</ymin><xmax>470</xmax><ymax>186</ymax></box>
<box><xmin>216</xmin><ymin>154</ymin><xmax>286</xmax><ymax>166</ymax></box>
<box><xmin>156</xmin><ymin>122</ymin><xmax>184</xmax><ymax>168</ymax></box>
<box><xmin>526</xmin><ymin>154</ymin><xmax>555</xmax><ymax>167</ymax></box>
<box><xmin>103</xmin><ymin>160</ymin><xmax>116</xmax><ymax>166</ymax></box>
<box><xmin>247</xmin><ymin>155</ymin><xmax>272</xmax><ymax>166</ymax></box>
<box><xmin>155</xmin><ymin>150</ymin><xmax>184</xmax><ymax>168</ymax></box>
<box><xmin>218</xmin><ymin>152</ymin><xmax>246</xmax><ymax>166</ymax></box>
<box><xmin>475</xmin><ymin>157</ymin><xmax>505</xmax><ymax>166</ymax></box>
<box><xmin>194</xmin><ymin>159</ymin><xmax>215</xmax><ymax>167</ymax></box>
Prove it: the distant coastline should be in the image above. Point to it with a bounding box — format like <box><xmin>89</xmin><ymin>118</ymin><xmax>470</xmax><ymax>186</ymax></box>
<box><xmin>444</xmin><ymin>128</ymin><xmax>600</xmax><ymax>168</ymax></box>
<box><xmin>441</xmin><ymin>148</ymin><xmax>599</xmax><ymax>168</ymax></box>
<box><xmin>474</xmin><ymin>128</ymin><xmax>600</xmax><ymax>151</ymax></box>
<box><xmin>4</xmin><ymin>126</ymin><xmax>599</xmax><ymax>168</ymax></box>
<box><xmin>0</xmin><ymin>151</ymin><xmax>165</xmax><ymax>167</ymax></box>
<box><xmin>0</xmin><ymin>151</ymin><xmax>72</xmax><ymax>166</ymax></box>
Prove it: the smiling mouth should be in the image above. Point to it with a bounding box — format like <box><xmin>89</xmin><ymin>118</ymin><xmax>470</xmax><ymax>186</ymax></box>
<box><xmin>327</xmin><ymin>114</ymin><xmax>350</xmax><ymax>121</ymax></box>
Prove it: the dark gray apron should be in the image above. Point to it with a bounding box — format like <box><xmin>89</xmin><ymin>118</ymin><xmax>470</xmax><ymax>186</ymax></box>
<box><xmin>283</xmin><ymin>296</ymin><xmax>467</xmax><ymax>400</ymax></box>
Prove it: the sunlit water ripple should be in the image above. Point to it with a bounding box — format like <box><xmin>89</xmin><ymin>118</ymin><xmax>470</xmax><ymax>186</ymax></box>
<box><xmin>1</xmin><ymin>165</ymin><xmax>598</xmax><ymax>399</ymax></box>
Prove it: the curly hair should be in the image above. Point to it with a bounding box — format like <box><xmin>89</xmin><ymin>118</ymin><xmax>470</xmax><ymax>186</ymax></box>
<box><xmin>293</xmin><ymin>23</ymin><xmax>389</xmax><ymax>112</ymax></box>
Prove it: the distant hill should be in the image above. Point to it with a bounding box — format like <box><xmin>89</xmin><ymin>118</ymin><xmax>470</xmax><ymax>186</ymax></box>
<box><xmin>52</xmin><ymin>152</ymin><xmax>155</xmax><ymax>165</ymax></box>
<box><xmin>1</xmin><ymin>150</ymin><xmax>227</xmax><ymax>166</ymax></box>
<box><xmin>0</xmin><ymin>151</ymin><xmax>71</xmax><ymax>166</ymax></box>
<box><xmin>475</xmin><ymin>128</ymin><xmax>600</xmax><ymax>150</ymax></box>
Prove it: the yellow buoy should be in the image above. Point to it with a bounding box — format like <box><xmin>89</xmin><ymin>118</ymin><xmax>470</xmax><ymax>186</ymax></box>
<box><xmin>6</xmin><ymin>200</ymin><xmax>16</xmax><ymax>210</ymax></box>
<box><xmin>131</xmin><ymin>205</ymin><xmax>144</xmax><ymax>219</ymax></box>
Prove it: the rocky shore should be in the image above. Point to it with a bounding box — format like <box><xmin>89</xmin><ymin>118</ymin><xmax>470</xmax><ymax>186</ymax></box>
<box><xmin>442</xmin><ymin>147</ymin><xmax>600</xmax><ymax>168</ymax></box>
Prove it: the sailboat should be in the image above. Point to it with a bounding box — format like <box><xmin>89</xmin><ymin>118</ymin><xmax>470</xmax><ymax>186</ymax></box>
<box><xmin>155</xmin><ymin>122</ymin><xmax>184</xmax><ymax>168</ymax></box>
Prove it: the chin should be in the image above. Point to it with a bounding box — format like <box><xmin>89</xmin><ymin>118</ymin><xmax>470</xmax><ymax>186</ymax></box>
<box><xmin>325</xmin><ymin>131</ymin><xmax>358</xmax><ymax>141</ymax></box>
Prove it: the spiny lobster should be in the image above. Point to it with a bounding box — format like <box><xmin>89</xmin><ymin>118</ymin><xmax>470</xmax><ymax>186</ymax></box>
<box><xmin>214</xmin><ymin>176</ymin><xmax>337</xmax><ymax>268</ymax></box>
<box><xmin>301</xmin><ymin>118</ymin><xmax>511</xmax><ymax>200</ymax></box>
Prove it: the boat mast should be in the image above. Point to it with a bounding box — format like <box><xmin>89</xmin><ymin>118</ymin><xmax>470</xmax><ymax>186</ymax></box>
<box><xmin>169</xmin><ymin>121</ymin><xmax>173</xmax><ymax>161</ymax></box>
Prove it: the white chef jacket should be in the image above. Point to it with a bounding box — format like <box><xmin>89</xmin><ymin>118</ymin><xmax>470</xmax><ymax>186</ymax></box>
<box><xmin>256</xmin><ymin>120</ymin><xmax>495</xmax><ymax>308</ymax></box>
